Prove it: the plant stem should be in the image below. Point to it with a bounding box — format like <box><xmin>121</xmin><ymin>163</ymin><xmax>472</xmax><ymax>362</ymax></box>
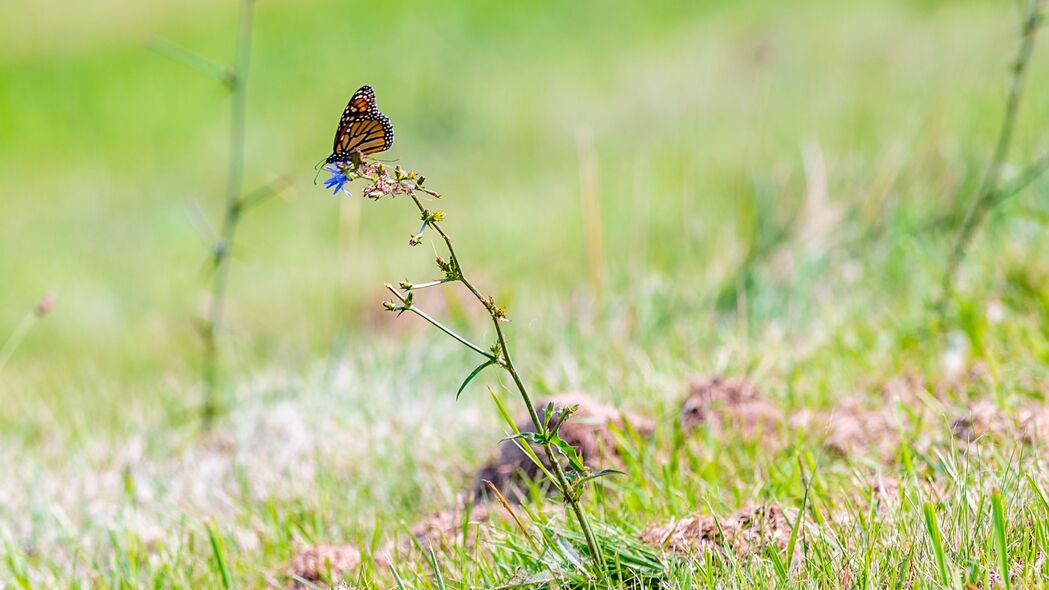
<box><xmin>403</xmin><ymin>192</ymin><xmax>606</xmax><ymax>570</ymax></box>
<box><xmin>941</xmin><ymin>0</ymin><xmax>1043</xmax><ymax>305</ymax></box>
<box><xmin>997</xmin><ymin>151</ymin><xmax>1049</xmax><ymax>203</ymax></box>
<box><xmin>201</xmin><ymin>0</ymin><xmax>256</xmax><ymax>428</ymax></box>
<box><xmin>383</xmin><ymin>284</ymin><xmax>496</xmax><ymax>361</ymax></box>
<box><xmin>405</xmin><ymin>279</ymin><xmax>454</xmax><ymax>290</ymax></box>
<box><xmin>0</xmin><ymin>312</ymin><xmax>36</xmax><ymax>378</ymax></box>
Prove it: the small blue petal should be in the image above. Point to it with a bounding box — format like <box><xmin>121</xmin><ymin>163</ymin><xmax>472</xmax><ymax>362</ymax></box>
<box><xmin>322</xmin><ymin>166</ymin><xmax>350</xmax><ymax>196</ymax></box>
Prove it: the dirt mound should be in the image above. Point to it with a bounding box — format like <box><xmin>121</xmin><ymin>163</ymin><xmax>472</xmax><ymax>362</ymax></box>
<box><xmin>640</xmin><ymin>503</ymin><xmax>796</xmax><ymax>562</ymax></box>
<box><xmin>791</xmin><ymin>396</ymin><xmax>902</xmax><ymax>460</ymax></box>
<box><xmin>287</xmin><ymin>544</ymin><xmax>360</xmax><ymax>589</ymax></box>
<box><xmin>473</xmin><ymin>392</ymin><xmax>653</xmax><ymax>502</ymax></box>
<box><xmin>952</xmin><ymin>400</ymin><xmax>1049</xmax><ymax>444</ymax></box>
<box><xmin>394</xmin><ymin>501</ymin><xmax>502</xmax><ymax>557</ymax></box>
<box><xmin>680</xmin><ymin>376</ymin><xmax>781</xmax><ymax>438</ymax></box>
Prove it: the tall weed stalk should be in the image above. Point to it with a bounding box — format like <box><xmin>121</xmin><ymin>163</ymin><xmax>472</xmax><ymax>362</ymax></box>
<box><xmin>322</xmin><ymin>156</ymin><xmax>609</xmax><ymax>573</ymax></box>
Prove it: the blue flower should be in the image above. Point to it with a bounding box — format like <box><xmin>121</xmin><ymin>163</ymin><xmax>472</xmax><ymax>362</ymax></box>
<box><xmin>323</xmin><ymin>165</ymin><xmax>350</xmax><ymax>196</ymax></box>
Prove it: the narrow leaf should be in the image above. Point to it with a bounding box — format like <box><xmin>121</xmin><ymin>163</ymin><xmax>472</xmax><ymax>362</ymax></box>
<box><xmin>923</xmin><ymin>502</ymin><xmax>950</xmax><ymax>586</ymax></box>
<box><xmin>991</xmin><ymin>490</ymin><xmax>1010</xmax><ymax>590</ymax></box>
<box><xmin>487</xmin><ymin>388</ymin><xmax>557</xmax><ymax>486</ymax></box>
<box><xmin>785</xmin><ymin>458</ymin><xmax>812</xmax><ymax>573</ymax></box>
<box><xmin>457</xmin><ymin>360</ymin><xmax>496</xmax><ymax>400</ymax></box>
<box><xmin>149</xmin><ymin>38</ymin><xmax>230</xmax><ymax>83</ymax></box>
<box><xmin>572</xmin><ymin>468</ymin><xmax>626</xmax><ymax>488</ymax></box>
<box><xmin>503</xmin><ymin>432</ymin><xmax>544</xmax><ymax>444</ymax></box>
<box><xmin>206</xmin><ymin>520</ymin><xmax>232</xmax><ymax>590</ymax></box>
<box><xmin>550</xmin><ymin>435</ymin><xmax>587</xmax><ymax>473</ymax></box>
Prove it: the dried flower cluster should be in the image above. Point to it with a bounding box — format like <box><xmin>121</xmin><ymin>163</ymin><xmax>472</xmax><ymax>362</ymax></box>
<box><xmin>324</xmin><ymin>155</ymin><xmax>437</xmax><ymax>201</ymax></box>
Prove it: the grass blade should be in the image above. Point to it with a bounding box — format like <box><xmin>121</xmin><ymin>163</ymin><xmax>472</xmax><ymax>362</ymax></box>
<box><xmin>426</xmin><ymin>545</ymin><xmax>447</xmax><ymax>590</ymax></box>
<box><xmin>923</xmin><ymin>502</ymin><xmax>950</xmax><ymax>587</ymax></box>
<box><xmin>488</xmin><ymin>387</ymin><xmax>557</xmax><ymax>486</ymax></box>
<box><xmin>785</xmin><ymin>459</ymin><xmax>812</xmax><ymax>574</ymax></box>
<box><xmin>991</xmin><ymin>489</ymin><xmax>1010</xmax><ymax>590</ymax></box>
<box><xmin>206</xmin><ymin>520</ymin><xmax>232</xmax><ymax>590</ymax></box>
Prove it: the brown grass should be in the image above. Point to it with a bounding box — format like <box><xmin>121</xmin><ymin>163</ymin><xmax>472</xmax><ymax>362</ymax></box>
<box><xmin>640</xmin><ymin>503</ymin><xmax>797</xmax><ymax>563</ymax></box>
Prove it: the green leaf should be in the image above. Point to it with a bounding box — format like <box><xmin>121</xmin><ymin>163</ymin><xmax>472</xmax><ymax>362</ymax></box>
<box><xmin>503</xmin><ymin>432</ymin><xmax>544</xmax><ymax>445</ymax></box>
<box><xmin>572</xmin><ymin>468</ymin><xmax>626</xmax><ymax>488</ymax></box>
<box><xmin>923</xmin><ymin>502</ymin><xmax>950</xmax><ymax>586</ymax></box>
<box><xmin>425</xmin><ymin>545</ymin><xmax>447</xmax><ymax>590</ymax></box>
<box><xmin>542</xmin><ymin>401</ymin><xmax>555</xmax><ymax>433</ymax></box>
<box><xmin>549</xmin><ymin>434</ymin><xmax>587</xmax><ymax>473</ymax></box>
<box><xmin>487</xmin><ymin>388</ymin><xmax>558</xmax><ymax>486</ymax></box>
<box><xmin>991</xmin><ymin>489</ymin><xmax>1011</xmax><ymax>590</ymax></box>
<box><xmin>767</xmin><ymin>544</ymin><xmax>788</xmax><ymax>581</ymax></box>
<box><xmin>149</xmin><ymin>38</ymin><xmax>231</xmax><ymax>84</ymax></box>
<box><xmin>205</xmin><ymin>520</ymin><xmax>232</xmax><ymax>590</ymax></box>
<box><xmin>390</xmin><ymin>564</ymin><xmax>409</xmax><ymax>590</ymax></box>
<box><xmin>784</xmin><ymin>458</ymin><xmax>812</xmax><ymax>576</ymax></box>
<box><xmin>1026</xmin><ymin>474</ymin><xmax>1049</xmax><ymax>513</ymax></box>
<box><xmin>457</xmin><ymin>360</ymin><xmax>496</xmax><ymax>400</ymax></box>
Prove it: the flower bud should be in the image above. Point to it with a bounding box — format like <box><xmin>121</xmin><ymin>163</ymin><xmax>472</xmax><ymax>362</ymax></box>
<box><xmin>34</xmin><ymin>293</ymin><xmax>56</xmax><ymax>317</ymax></box>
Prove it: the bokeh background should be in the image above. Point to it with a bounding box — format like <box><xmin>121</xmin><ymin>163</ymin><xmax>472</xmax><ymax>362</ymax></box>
<box><xmin>4</xmin><ymin>0</ymin><xmax>1046</xmax><ymax>428</ymax></box>
<box><xmin>3</xmin><ymin>0</ymin><xmax>1049</xmax><ymax>584</ymax></box>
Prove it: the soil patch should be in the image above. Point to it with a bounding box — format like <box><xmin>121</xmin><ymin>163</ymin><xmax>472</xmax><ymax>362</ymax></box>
<box><xmin>288</xmin><ymin>544</ymin><xmax>361</xmax><ymax>589</ymax></box>
<box><xmin>640</xmin><ymin>503</ymin><xmax>796</xmax><ymax>562</ymax></box>
<box><xmin>473</xmin><ymin>392</ymin><xmax>653</xmax><ymax>502</ymax></box>
<box><xmin>679</xmin><ymin>376</ymin><xmax>782</xmax><ymax>439</ymax></box>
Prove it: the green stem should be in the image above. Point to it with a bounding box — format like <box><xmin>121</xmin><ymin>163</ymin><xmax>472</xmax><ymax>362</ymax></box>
<box><xmin>405</xmin><ymin>279</ymin><xmax>454</xmax><ymax>290</ymax></box>
<box><xmin>996</xmin><ymin>151</ymin><xmax>1049</xmax><ymax>204</ymax></box>
<box><xmin>201</xmin><ymin>0</ymin><xmax>256</xmax><ymax>428</ymax></box>
<box><xmin>383</xmin><ymin>284</ymin><xmax>496</xmax><ymax>361</ymax></box>
<box><xmin>404</xmin><ymin>192</ymin><xmax>605</xmax><ymax>571</ymax></box>
<box><xmin>941</xmin><ymin>0</ymin><xmax>1043</xmax><ymax>305</ymax></box>
<box><xmin>0</xmin><ymin>312</ymin><xmax>36</xmax><ymax>378</ymax></box>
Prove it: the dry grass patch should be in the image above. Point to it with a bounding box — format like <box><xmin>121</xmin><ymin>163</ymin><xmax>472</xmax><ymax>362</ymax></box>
<box><xmin>679</xmin><ymin>376</ymin><xmax>782</xmax><ymax>439</ymax></box>
<box><xmin>640</xmin><ymin>503</ymin><xmax>797</xmax><ymax>562</ymax></box>
<box><xmin>287</xmin><ymin>544</ymin><xmax>361</xmax><ymax>589</ymax></box>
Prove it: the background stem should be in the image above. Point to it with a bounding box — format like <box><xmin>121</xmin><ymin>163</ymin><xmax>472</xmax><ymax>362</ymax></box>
<box><xmin>940</xmin><ymin>0</ymin><xmax>1043</xmax><ymax>306</ymax></box>
<box><xmin>201</xmin><ymin>0</ymin><xmax>256</xmax><ymax>428</ymax></box>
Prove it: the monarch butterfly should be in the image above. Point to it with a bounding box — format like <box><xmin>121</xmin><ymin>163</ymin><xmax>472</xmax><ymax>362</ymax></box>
<box><xmin>326</xmin><ymin>85</ymin><xmax>394</xmax><ymax>164</ymax></box>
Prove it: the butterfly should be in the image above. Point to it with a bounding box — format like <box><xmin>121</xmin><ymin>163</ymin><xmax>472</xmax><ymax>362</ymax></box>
<box><xmin>326</xmin><ymin>85</ymin><xmax>394</xmax><ymax>164</ymax></box>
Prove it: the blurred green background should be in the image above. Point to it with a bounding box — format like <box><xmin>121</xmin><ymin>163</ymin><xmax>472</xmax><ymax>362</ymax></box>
<box><xmin>2</xmin><ymin>0</ymin><xmax>1047</xmax><ymax>430</ymax></box>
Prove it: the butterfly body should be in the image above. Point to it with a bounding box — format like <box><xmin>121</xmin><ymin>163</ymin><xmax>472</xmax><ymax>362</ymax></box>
<box><xmin>326</xmin><ymin>85</ymin><xmax>394</xmax><ymax>163</ymax></box>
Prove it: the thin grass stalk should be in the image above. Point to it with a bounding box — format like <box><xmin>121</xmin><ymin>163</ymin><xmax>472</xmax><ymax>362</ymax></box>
<box><xmin>0</xmin><ymin>294</ymin><xmax>54</xmax><ymax>377</ymax></box>
<box><xmin>940</xmin><ymin>0</ymin><xmax>1044</xmax><ymax>306</ymax></box>
<box><xmin>201</xmin><ymin>0</ymin><xmax>256</xmax><ymax>428</ymax></box>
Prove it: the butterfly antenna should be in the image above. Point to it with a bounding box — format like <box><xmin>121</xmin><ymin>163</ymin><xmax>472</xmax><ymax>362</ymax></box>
<box><xmin>312</xmin><ymin>156</ymin><xmax>327</xmax><ymax>185</ymax></box>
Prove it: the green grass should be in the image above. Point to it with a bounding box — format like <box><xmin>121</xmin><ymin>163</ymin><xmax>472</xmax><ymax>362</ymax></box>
<box><xmin>3</xmin><ymin>0</ymin><xmax>1049</xmax><ymax>587</ymax></box>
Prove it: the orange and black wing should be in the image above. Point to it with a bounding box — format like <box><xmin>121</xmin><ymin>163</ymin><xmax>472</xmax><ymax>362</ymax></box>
<box><xmin>331</xmin><ymin>114</ymin><xmax>394</xmax><ymax>158</ymax></box>
<box><xmin>339</xmin><ymin>85</ymin><xmax>377</xmax><ymax>123</ymax></box>
<box><xmin>326</xmin><ymin>84</ymin><xmax>395</xmax><ymax>163</ymax></box>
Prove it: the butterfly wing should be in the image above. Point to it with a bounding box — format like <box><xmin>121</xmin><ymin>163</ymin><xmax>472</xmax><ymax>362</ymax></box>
<box><xmin>343</xmin><ymin>115</ymin><xmax>393</xmax><ymax>155</ymax></box>
<box><xmin>339</xmin><ymin>85</ymin><xmax>377</xmax><ymax>122</ymax></box>
<box><xmin>327</xmin><ymin>85</ymin><xmax>394</xmax><ymax>163</ymax></box>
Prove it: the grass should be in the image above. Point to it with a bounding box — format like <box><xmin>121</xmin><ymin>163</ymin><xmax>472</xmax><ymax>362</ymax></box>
<box><xmin>3</xmin><ymin>0</ymin><xmax>1049</xmax><ymax>587</ymax></box>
